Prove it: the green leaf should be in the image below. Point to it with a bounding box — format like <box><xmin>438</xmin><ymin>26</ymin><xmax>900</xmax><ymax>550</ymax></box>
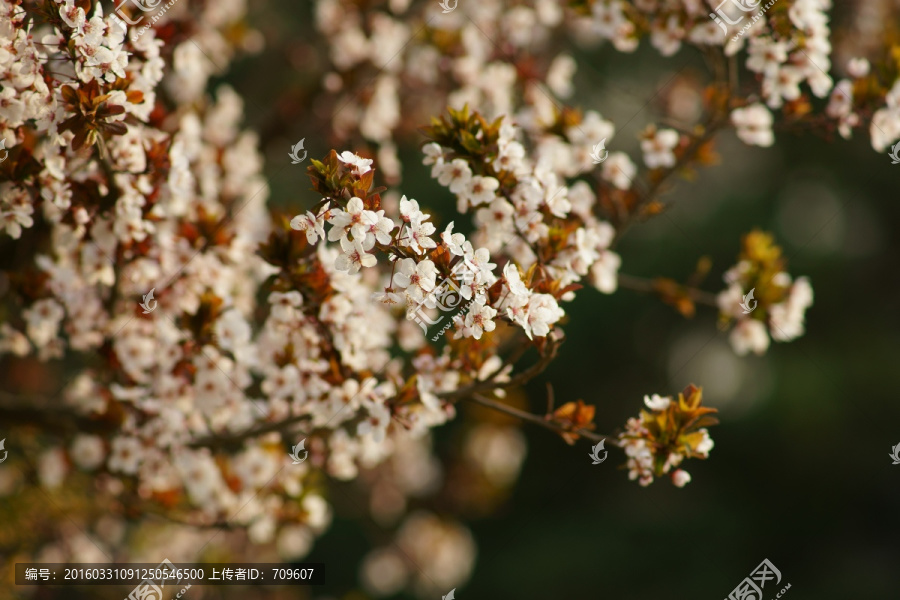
<box><xmin>459</xmin><ymin>130</ymin><xmax>481</xmax><ymax>153</ymax></box>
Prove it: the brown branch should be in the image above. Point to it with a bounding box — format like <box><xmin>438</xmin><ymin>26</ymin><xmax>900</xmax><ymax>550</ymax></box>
<box><xmin>0</xmin><ymin>398</ymin><xmax>118</xmax><ymax>437</ymax></box>
<box><xmin>613</xmin><ymin>121</ymin><xmax>726</xmax><ymax>245</ymax></box>
<box><xmin>613</xmin><ymin>55</ymin><xmax>734</xmax><ymax>245</ymax></box>
<box><xmin>617</xmin><ymin>272</ymin><xmax>719</xmax><ymax>307</ymax></box>
<box><xmin>0</xmin><ymin>391</ymin><xmax>315</xmax><ymax>458</ymax></box>
<box><xmin>187</xmin><ymin>413</ymin><xmax>312</xmax><ymax>450</ymax></box>
<box><xmin>467</xmin><ymin>392</ymin><xmax>620</xmax><ymax>447</ymax></box>
<box><xmin>437</xmin><ymin>332</ymin><xmax>562</xmax><ymax>402</ymax></box>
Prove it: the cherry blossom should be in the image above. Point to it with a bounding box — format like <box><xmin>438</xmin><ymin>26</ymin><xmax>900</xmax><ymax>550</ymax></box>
<box><xmin>335</xmin><ymin>234</ymin><xmax>378</xmax><ymax>272</ymax></box>
<box><xmin>731</xmin><ymin>104</ymin><xmax>775</xmax><ymax>147</ymax></box>
<box><xmin>290</xmin><ymin>203</ymin><xmax>329</xmax><ymax>243</ymax></box>
<box><xmin>337</xmin><ymin>150</ymin><xmax>374</xmax><ymax>175</ymax></box>
<box><xmin>3</xmin><ymin>0</ymin><xmax>890</xmax><ymax>590</ymax></box>
<box><xmin>641</xmin><ymin>128</ymin><xmax>680</xmax><ymax>168</ymax></box>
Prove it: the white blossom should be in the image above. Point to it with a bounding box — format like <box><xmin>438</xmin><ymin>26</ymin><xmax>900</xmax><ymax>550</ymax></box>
<box><xmin>337</xmin><ymin>150</ymin><xmax>374</xmax><ymax>175</ymax></box>
<box><xmin>641</xmin><ymin>128</ymin><xmax>680</xmax><ymax>169</ymax></box>
<box><xmin>731</xmin><ymin>104</ymin><xmax>775</xmax><ymax>147</ymax></box>
<box><xmin>729</xmin><ymin>319</ymin><xmax>770</xmax><ymax>356</ymax></box>
<box><xmin>644</xmin><ymin>394</ymin><xmax>671</xmax><ymax>411</ymax></box>
<box><xmin>335</xmin><ymin>236</ymin><xmax>378</xmax><ymax>272</ymax></box>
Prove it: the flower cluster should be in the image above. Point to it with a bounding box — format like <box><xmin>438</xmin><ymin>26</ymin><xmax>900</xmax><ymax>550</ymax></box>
<box><xmin>618</xmin><ymin>385</ymin><xmax>717</xmax><ymax>487</ymax></box>
<box><xmin>570</xmin><ymin>0</ymin><xmax>854</xmax><ymax>150</ymax></box>
<box><xmin>423</xmin><ymin>107</ymin><xmax>622</xmax><ymax>296</ymax></box>
<box><xmin>717</xmin><ymin>231</ymin><xmax>814</xmax><ymax>356</ymax></box>
<box><xmin>0</xmin><ymin>0</ymin><xmax>338</xmax><ymax>565</ymax></box>
<box><xmin>825</xmin><ymin>0</ymin><xmax>900</xmax><ymax>152</ymax></box>
<box><xmin>296</xmin><ymin>106</ymin><xmax>625</xmax><ymax>358</ymax></box>
<box><xmin>8</xmin><ymin>0</ymin><xmax>891</xmax><ymax>594</ymax></box>
<box><xmin>827</xmin><ymin>58</ymin><xmax>900</xmax><ymax>151</ymax></box>
<box><xmin>314</xmin><ymin>0</ymin><xmax>900</xmax><ymax>180</ymax></box>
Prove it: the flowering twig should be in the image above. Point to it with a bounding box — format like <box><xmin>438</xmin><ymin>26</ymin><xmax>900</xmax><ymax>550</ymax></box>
<box><xmin>617</xmin><ymin>273</ymin><xmax>719</xmax><ymax>308</ymax></box>
<box><xmin>468</xmin><ymin>392</ymin><xmax>619</xmax><ymax>447</ymax></box>
<box><xmin>438</xmin><ymin>333</ymin><xmax>563</xmax><ymax>401</ymax></box>
<box><xmin>187</xmin><ymin>413</ymin><xmax>312</xmax><ymax>450</ymax></box>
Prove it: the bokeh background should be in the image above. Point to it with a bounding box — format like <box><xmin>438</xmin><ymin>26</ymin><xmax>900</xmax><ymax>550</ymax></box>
<box><xmin>6</xmin><ymin>0</ymin><xmax>900</xmax><ymax>598</ymax></box>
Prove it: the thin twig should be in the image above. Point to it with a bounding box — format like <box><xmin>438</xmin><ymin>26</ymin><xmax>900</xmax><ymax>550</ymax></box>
<box><xmin>612</xmin><ymin>56</ymin><xmax>734</xmax><ymax>246</ymax></box>
<box><xmin>617</xmin><ymin>272</ymin><xmax>719</xmax><ymax>307</ymax></box>
<box><xmin>467</xmin><ymin>392</ymin><xmax>620</xmax><ymax>447</ymax></box>
<box><xmin>437</xmin><ymin>334</ymin><xmax>561</xmax><ymax>401</ymax></box>
<box><xmin>187</xmin><ymin>413</ymin><xmax>311</xmax><ymax>449</ymax></box>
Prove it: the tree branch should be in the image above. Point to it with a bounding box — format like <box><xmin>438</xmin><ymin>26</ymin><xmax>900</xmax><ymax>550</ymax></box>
<box><xmin>0</xmin><ymin>397</ymin><xmax>118</xmax><ymax>437</ymax></box>
<box><xmin>612</xmin><ymin>55</ymin><xmax>734</xmax><ymax>245</ymax></box>
<box><xmin>437</xmin><ymin>332</ymin><xmax>562</xmax><ymax>401</ymax></box>
<box><xmin>467</xmin><ymin>392</ymin><xmax>620</xmax><ymax>447</ymax></box>
<box><xmin>617</xmin><ymin>272</ymin><xmax>719</xmax><ymax>307</ymax></box>
<box><xmin>187</xmin><ymin>413</ymin><xmax>312</xmax><ymax>450</ymax></box>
